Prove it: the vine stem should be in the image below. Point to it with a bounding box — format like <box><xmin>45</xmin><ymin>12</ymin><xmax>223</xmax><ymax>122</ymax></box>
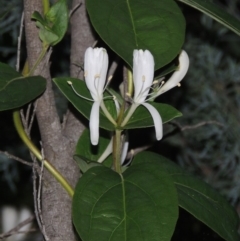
<box><xmin>113</xmin><ymin>129</ymin><xmax>122</xmax><ymax>174</ymax></box>
<box><xmin>13</xmin><ymin>111</ymin><xmax>74</xmax><ymax>197</ymax></box>
<box><xmin>28</xmin><ymin>45</ymin><xmax>49</xmax><ymax>76</ymax></box>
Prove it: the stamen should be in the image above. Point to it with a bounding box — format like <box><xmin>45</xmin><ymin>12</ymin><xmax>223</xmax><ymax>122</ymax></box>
<box><xmin>67</xmin><ymin>81</ymin><xmax>93</xmax><ymax>102</ymax></box>
<box><xmin>126</xmin><ymin>92</ymin><xmax>131</xmax><ymax>97</ymax></box>
<box><xmin>94</xmin><ymin>74</ymin><xmax>100</xmax><ymax>79</ymax></box>
<box><xmin>142</xmin><ymin>75</ymin><xmax>145</xmax><ymax>82</ymax></box>
<box><xmin>160</xmin><ymin>80</ymin><xmax>165</xmax><ymax>88</ymax></box>
<box><xmin>84</xmin><ymin>71</ymin><xmax>88</xmax><ymax>77</ymax></box>
<box><xmin>152</xmin><ymin>80</ymin><xmax>158</xmax><ymax>85</ymax></box>
<box><xmin>107</xmin><ymin>75</ymin><xmax>113</xmax><ymax>82</ymax></box>
<box><xmin>177</xmin><ymin>83</ymin><xmax>181</xmax><ymax>87</ymax></box>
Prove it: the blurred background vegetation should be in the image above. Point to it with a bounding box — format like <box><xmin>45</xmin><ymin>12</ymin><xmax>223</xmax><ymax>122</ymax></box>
<box><xmin>0</xmin><ymin>0</ymin><xmax>240</xmax><ymax>240</ymax></box>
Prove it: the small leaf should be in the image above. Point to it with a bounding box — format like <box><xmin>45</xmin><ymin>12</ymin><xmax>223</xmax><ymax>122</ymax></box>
<box><xmin>32</xmin><ymin>11</ymin><xmax>47</xmax><ymax>26</ymax></box>
<box><xmin>177</xmin><ymin>0</ymin><xmax>240</xmax><ymax>37</ymax></box>
<box><xmin>73</xmin><ymin>163</ymin><xmax>178</xmax><ymax>241</ymax></box>
<box><xmin>36</xmin><ymin>22</ymin><xmax>59</xmax><ymax>45</ymax></box>
<box><xmin>133</xmin><ymin>152</ymin><xmax>240</xmax><ymax>241</ymax></box>
<box><xmin>45</xmin><ymin>0</ymin><xmax>68</xmax><ymax>45</ymax></box>
<box><xmin>0</xmin><ymin>63</ymin><xmax>46</xmax><ymax>111</ymax></box>
<box><xmin>53</xmin><ymin>77</ymin><xmax>116</xmax><ymax>131</ymax></box>
<box><xmin>124</xmin><ymin>102</ymin><xmax>182</xmax><ymax>129</ymax></box>
<box><xmin>32</xmin><ymin>0</ymin><xmax>68</xmax><ymax>46</ymax></box>
<box><xmin>86</xmin><ymin>0</ymin><xmax>185</xmax><ymax>70</ymax></box>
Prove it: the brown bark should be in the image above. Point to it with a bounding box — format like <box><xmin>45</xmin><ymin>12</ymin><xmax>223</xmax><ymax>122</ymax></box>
<box><xmin>63</xmin><ymin>0</ymin><xmax>96</xmax><ymax>140</ymax></box>
<box><xmin>23</xmin><ymin>0</ymin><xmax>96</xmax><ymax>240</ymax></box>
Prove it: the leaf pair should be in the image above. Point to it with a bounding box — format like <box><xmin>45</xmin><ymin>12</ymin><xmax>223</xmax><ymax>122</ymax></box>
<box><xmin>32</xmin><ymin>0</ymin><xmax>68</xmax><ymax>46</ymax></box>
<box><xmin>53</xmin><ymin>77</ymin><xmax>182</xmax><ymax>131</ymax></box>
<box><xmin>73</xmin><ymin>152</ymin><xmax>240</xmax><ymax>241</ymax></box>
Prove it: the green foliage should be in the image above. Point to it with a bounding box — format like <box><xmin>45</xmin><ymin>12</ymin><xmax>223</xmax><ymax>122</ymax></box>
<box><xmin>32</xmin><ymin>0</ymin><xmax>68</xmax><ymax>46</ymax></box>
<box><xmin>86</xmin><ymin>0</ymin><xmax>185</xmax><ymax>70</ymax></box>
<box><xmin>0</xmin><ymin>63</ymin><xmax>46</xmax><ymax>111</ymax></box>
<box><xmin>73</xmin><ymin>163</ymin><xmax>178</xmax><ymax>241</ymax></box>
<box><xmin>133</xmin><ymin>152</ymin><xmax>240</xmax><ymax>241</ymax></box>
<box><xmin>124</xmin><ymin>103</ymin><xmax>182</xmax><ymax>129</ymax></box>
<box><xmin>53</xmin><ymin>77</ymin><xmax>116</xmax><ymax>130</ymax></box>
<box><xmin>54</xmin><ymin>77</ymin><xmax>182</xmax><ymax>130</ymax></box>
<box><xmin>177</xmin><ymin>0</ymin><xmax>240</xmax><ymax>37</ymax></box>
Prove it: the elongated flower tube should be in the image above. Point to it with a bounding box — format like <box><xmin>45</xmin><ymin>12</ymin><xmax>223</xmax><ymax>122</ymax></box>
<box><xmin>121</xmin><ymin>50</ymin><xmax>163</xmax><ymax>140</ymax></box>
<box><xmin>155</xmin><ymin>50</ymin><xmax>189</xmax><ymax>96</ymax></box>
<box><xmin>84</xmin><ymin>47</ymin><xmax>108</xmax><ymax>145</ymax></box>
<box><xmin>133</xmin><ymin>50</ymin><xmax>163</xmax><ymax>140</ymax></box>
<box><xmin>122</xmin><ymin>49</ymin><xmax>190</xmax><ymax>141</ymax></box>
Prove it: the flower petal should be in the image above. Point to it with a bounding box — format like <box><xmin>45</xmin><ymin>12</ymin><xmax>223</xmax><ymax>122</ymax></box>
<box><xmin>89</xmin><ymin>101</ymin><xmax>101</xmax><ymax>145</ymax></box>
<box><xmin>133</xmin><ymin>50</ymin><xmax>154</xmax><ymax>103</ymax></box>
<box><xmin>97</xmin><ymin>138</ymin><xmax>113</xmax><ymax>163</ymax></box>
<box><xmin>121</xmin><ymin>137</ymin><xmax>129</xmax><ymax>164</ymax></box>
<box><xmin>158</xmin><ymin>50</ymin><xmax>189</xmax><ymax>95</ymax></box>
<box><xmin>84</xmin><ymin>47</ymin><xmax>109</xmax><ymax>101</ymax></box>
<box><xmin>141</xmin><ymin>103</ymin><xmax>163</xmax><ymax>140</ymax></box>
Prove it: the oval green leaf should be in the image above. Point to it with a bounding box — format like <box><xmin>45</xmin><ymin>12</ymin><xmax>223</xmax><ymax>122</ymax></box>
<box><xmin>86</xmin><ymin>0</ymin><xmax>185</xmax><ymax>70</ymax></box>
<box><xmin>53</xmin><ymin>77</ymin><xmax>116</xmax><ymax>131</ymax></box>
<box><xmin>73</xmin><ymin>163</ymin><xmax>178</xmax><ymax>241</ymax></box>
<box><xmin>133</xmin><ymin>152</ymin><xmax>240</xmax><ymax>241</ymax></box>
<box><xmin>124</xmin><ymin>102</ymin><xmax>182</xmax><ymax>129</ymax></box>
<box><xmin>0</xmin><ymin>63</ymin><xmax>46</xmax><ymax>111</ymax></box>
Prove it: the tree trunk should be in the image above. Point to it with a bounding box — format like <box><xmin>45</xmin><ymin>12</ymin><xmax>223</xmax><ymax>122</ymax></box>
<box><xmin>23</xmin><ymin>0</ymin><xmax>95</xmax><ymax>240</ymax></box>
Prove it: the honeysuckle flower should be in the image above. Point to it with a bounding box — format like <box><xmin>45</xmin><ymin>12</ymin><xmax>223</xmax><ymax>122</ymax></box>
<box><xmin>153</xmin><ymin>50</ymin><xmax>189</xmax><ymax>96</ymax></box>
<box><xmin>132</xmin><ymin>49</ymin><xmax>163</xmax><ymax>140</ymax></box>
<box><xmin>122</xmin><ymin>49</ymin><xmax>190</xmax><ymax>141</ymax></box>
<box><xmin>84</xmin><ymin>47</ymin><xmax>109</xmax><ymax>145</ymax></box>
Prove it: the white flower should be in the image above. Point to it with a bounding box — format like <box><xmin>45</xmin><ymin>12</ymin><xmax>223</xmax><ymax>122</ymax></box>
<box><xmin>133</xmin><ymin>49</ymin><xmax>163</xmax><ymax>140</ymax></box>
<box><xmin>122</xmin><ymin>49</ymin><xmax>190</xmax><ymax>141</ymax></box>
<box><xmin>155</xmin><ymin>50</ymin><xmax>189</xmax><ymax>96</ymax></box>
<box><xmin>84</xmin><ymin>47</ymin><xmax>109</xmax><ymax>145</ymax></box>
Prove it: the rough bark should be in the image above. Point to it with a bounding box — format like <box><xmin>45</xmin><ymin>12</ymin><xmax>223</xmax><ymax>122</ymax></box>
<box><xmin>23</xmin><ymin>0</ymin><xmax>93</xmax><ymax>240</ymax></box>
<box><xmin>63</xmin><ymin>0</ymin><xmax>96</xmax><ymax>140</ymax></box>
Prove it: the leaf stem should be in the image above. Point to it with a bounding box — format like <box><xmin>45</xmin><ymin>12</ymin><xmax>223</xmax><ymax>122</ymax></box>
<box><xmin>28</xmin><ymin>45</ymin><xmax>49</xmax><ymax>76</ymax></box>
<box><xmin>121</xmin><ymin>103</ymin><xmax>138</xmax><ymax>127</ymax></box>
<box><xmin>42</xmin><ymin>0</ymin><xmax>50</xmax><ymax>15</ymax></box>
<box><xmin>13</xmin><ymin>110</ymin><xmax>74</xmax><ymax>197</ymax></box>
<box><xmin>113</xmin><ymin>129</ymin><xmax>122</xmax><ymax>174</ymax></box>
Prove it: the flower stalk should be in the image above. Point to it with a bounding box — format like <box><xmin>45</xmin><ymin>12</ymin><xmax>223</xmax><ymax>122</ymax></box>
<box><xmin>113</xmin><ymin>129</ymin><xmax>122</xmax><ymax>174</ymax></box>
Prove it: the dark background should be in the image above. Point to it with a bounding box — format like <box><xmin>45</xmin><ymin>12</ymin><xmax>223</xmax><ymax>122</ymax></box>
<box><xmin>0</xmin><ymin>0</ymin><xmax>240</xmax><ymax>240</ymax></box>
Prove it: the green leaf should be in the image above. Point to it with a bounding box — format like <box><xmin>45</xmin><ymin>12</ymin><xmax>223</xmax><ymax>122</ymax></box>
<box><xmin>73</xmin><ymin>163</ymin><xmax>178</xmax><ymax>241</ymax></box>
<box><xmin>32</xmin><ymin>0</ymin><xmax>68</xmax><ymax>46</ymax></box>
<box><xmin>45</xmin><ymin>0</ymin><xmax>68</xmax><ymax>45</ymax></box>
<box><xmin>32</xmin><ymin>11</ymin><xmax>47</xmax><ymax>26</ymax></box>
<box><xmin>124</xmin><ymin>103</ymin><xmax>182</xmax><ymax>129</ymax></box>
<box><xmin>0</xmin><ymin>63</ymin><xmax>46</xmax><ymax>111</ymax></box>
<box><xmin>177</xmin><ymin>0</ymin><xmax>240</xmax><ymax>37</ymax></box>
<box><xmin>74</xmin><ymin>129</ymin><xmax>113</xmax><ymax>172</ymax></box>
<box><xmin>133</xmin><ymin>152</ymin><xmax>240</xmax><ymax>241</ymax></box>
<box><xmin>86</xmin><ymin>0</ymin><xmax>185</xmax><ymax>70</ymax></box>
<box><xmin>53</xmin><ymin>77</ymin><xmax>116</xmax><ymax>131</ymax></box>
<box><xmin>36</xmin><ymin>21</ymin><xmax>59</xmax><ymax>45</ymax></box>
